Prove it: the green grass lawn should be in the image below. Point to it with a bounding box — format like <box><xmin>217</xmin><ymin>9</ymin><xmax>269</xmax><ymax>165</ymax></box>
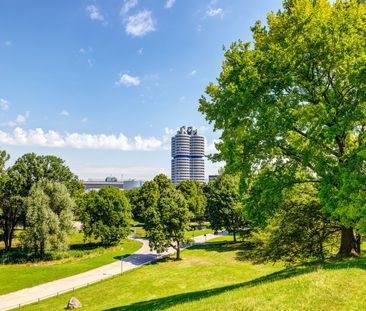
<box><xmin>21</xmin><ymin>240</ymin><xmax>366</xmax><ymax>311</ymax></box>
<box><xmin>0</xmin><ymin>234</ymin><xmax>142</xmax><ymax>295</ymax></box>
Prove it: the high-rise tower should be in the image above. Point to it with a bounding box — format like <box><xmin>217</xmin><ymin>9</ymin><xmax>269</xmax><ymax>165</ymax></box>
<box><xmin>171</xmin><ymin>126</ymin><xmax>205</xmax><ymax>185</ymax></box>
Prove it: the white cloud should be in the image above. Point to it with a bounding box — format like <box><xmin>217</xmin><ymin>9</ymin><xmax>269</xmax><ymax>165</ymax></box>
<box><xmin>206</xmin><ymin>139</ymin><xmax>220</xmax><ymax>153</ymax></box>
<box><xmin>188</xmin><ymin>69</ymin><xmax>197</xmax><ymax>76</ymax></box>
<box><xmin>206</xmin><ymin>7</ymin><xmax>223</xmax><ymax>17</ymax></box>
<box><xmin>165</xmin><ymin>0</ymin><xmax>176</xmax><ymax>9</ymax></box>
<box><xmin>115</xmin><ymin>74</ymin><xmax>141</xmax><ymax>87</ymax></box>
<box><xmin>0</xmin><ymin>98</ymin><xmax>9</xmax><ymax>111</ymax></box>
<box><xmin>6</xmin><ymin>112</ymin><xmax>29</xmax><ymax>127</ymax></box>
<box><xmin>121</xmin><ymin>0</ymin><xmax>138</xmax><ymax>15</ymax></box>
<box><xmin>0</xmin><ymin>127</ymin><xmax>163</xmax><ymax>151</ymax></box>
<box><xmin>125</xmin><ymin>10</ymin><xmax>156</xmax><ymax>37</ymax></box>
<box><xmin>60</xmin><ymin>110</ymin><xmax>69</xmax><ymax>116</ymax></box>
<box><xmin>86</xmin><ymin>5</ymin><xmax>104</xmax><ymax>22</ymax></box>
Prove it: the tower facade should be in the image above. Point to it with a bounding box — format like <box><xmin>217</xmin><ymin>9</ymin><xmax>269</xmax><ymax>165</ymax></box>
<box><xmin>171</xmin><ymin>126</ymin><xmax>205</xmax><ymax>185</ymax></box>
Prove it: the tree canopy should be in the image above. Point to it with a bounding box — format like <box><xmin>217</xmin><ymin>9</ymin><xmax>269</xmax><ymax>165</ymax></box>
<box><xmin>199</xmin><ymin>0</ymin><xmax>366</xmax><ymax>256</ymax></box>
<box><xmin>0</xmin><ymin>152</ymin><xmax>79</xmax><ymax>250</ymax></box>
<box><xmin>81</xmin><ymin>187</ymin><xmax>132</xmax><ymax>246</ymax></box>
<box><xmin>144</xmin><ymin>186</ymin><xmax>191</xmax><ymax>260</ymax></box>
<box><xmin>205</xmin><ymin>174</ymin><xmax>245</xmax><ymax>242</ymax></box>
<box><xmin>177</xmin><ymin>180</ymin><xmax>207</xmax><ymax>218</ymax></box>
<box><xmin>22</xmin><ymin>182</ymin><xmax>75</xmax><ymax>257</ymax></box>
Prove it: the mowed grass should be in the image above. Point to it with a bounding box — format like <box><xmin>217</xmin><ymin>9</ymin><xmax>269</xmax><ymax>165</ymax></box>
<box><xmin>21</xmin><ymin>240</ymin><xmax>366</xmax><ymax>311</ymax></box>
<box><xmin>0</xmin><ymin>234</ymin><xmax>142</xmax><ymax>295</ymax></box>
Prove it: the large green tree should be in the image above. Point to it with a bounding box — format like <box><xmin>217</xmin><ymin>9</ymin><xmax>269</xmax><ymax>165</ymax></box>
<box><xmin>22</xmin><ymin>182</ymin><xmax>75</xmax><ymax>257</ymax></box>
<box><xmin>199</xmin><ymin>0</ymin><xmax>366</xmax><ymax>256</ymax></box>
<box><xmin>144</xmin><ymin>186</ymin><xmax>191</xmax><ymax>260</ymax></box>
<box><xmin>81</xmin><ymin>187</ymin><xmax>132</xmax><ymax>246</ymax></box>
<box><xmin>205</xmin><ymin>174</ymin><xmax>245</xmax><ymax>242</ymax></box>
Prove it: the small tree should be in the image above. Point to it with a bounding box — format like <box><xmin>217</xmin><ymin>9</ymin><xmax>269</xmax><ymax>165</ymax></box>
<box><xmin>22</xmin><ymin>182</ymin><xmax>75</xmax><ymax>257</ymax></box>
<box><xmin>144</xmin><ymin>185</ymin><xmax>191</xmax><ymax>260</ymax></box>
<box><xmin>81</xmin><ymin>187</ymin><xmax>132</xmax><ymax>246</ymax></box>
<box><xmin>206</xmin><ymin>174</ymin><xmax>245</xmax><ymax>242</ymax></box>
<box><xmin>258</xmin><ymin>184</ymin><xmax>340</xmax><ymax>264</ymax></box>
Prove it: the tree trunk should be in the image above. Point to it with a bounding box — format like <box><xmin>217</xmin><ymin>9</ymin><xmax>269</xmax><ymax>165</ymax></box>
<box><xmin>233</xmin><ymin>229</ymin><xmax>237</xmax><ymax>242</ymax></box>
<box><xmin>3</xmin><ymin>224</ymin><xmax>13</xmax><ymax>251</ymax></box>
<box><xmin>40</xmin><ymin>240</ymin><xmax>45</xmax><ymax>258</ymax></box>
<box><xmin>176</xmin><ymin>240</ymin><xmax>181</xmax><ymax>260</ymax></box>
<box><xmin>338</xmin><ymin>226</ymin><xmax>359</xmax><ymax>257</ymax></box>
<box><xmin>355</xmin><ymin>234</ymin><xmax>361</xmax><ymax>254</ymax></box>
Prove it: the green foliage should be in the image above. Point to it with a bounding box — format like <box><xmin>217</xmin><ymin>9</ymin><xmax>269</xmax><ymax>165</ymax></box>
<box><xmin>8</xmin><ymin>153</ymin><xmax>77</xmax><ymax>197</ymax></box>
<box><xmin>176</xmin><ymin>180</ymin><xmax>207</xmax><ymax>218</ymax></box>
<box><xmin>0</xmin><ymin>152</ymin><xmax>78</xmax><ymax>251</ymax></box>
<box><xmin>256</xmin><ymin>183</ymin><xmax>340</xmax><ymax>264</ymax></box>
<box><xmin>199</xmin><ymin>0</ymin><xmax>366</xmax><ymax>255</ymax></box>
<box><xmin>22</xmin><ymin>182</ymin><xmax>75</xmax><ymax>257</ymax></box>
<box><xmin>144</xmin><ymin>177</ymin><xmax>191</xmax><ymax>260</ymax></box>
<box><xmin>81</xmin><ymin>187</ymin><xmax>132</xmax><ymax>246</ymax></box>
<box><xmin>125</xmin><ymin>188</ymin><xmax>145</xmax><ymax>222</ymax></box>
<box><xmin>153</xmin><ymin>173</ymin><xmax>174</xmax><ymax>193</ymax></box>
<box><xmin>205</xmin><ymin>174</ymin><xmax>245</xmax><ymax>241</ymax></box>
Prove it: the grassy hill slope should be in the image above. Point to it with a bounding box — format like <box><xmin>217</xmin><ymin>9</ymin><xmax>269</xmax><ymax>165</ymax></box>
<box><xmin>22</xmin><ymin>237</ymin><xmax>366</xmax><ymax>311</ymax></box>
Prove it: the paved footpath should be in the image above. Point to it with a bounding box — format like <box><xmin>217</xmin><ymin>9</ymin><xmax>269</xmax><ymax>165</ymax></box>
<box><xmin>0</xmin><ymin>231</ymin><xmax>227</xmax><ymax>311</ymax></box>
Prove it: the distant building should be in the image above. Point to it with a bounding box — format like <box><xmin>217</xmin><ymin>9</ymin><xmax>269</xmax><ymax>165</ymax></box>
<box><xmin>171</xmin><ymin>126</ymin><xmax>205</xmax><ymax>185</ymax></box>
<box><xmin>82</xmin><ymin>178</ymin><xmax>144</xmax><ymax>192</ymax></box>
<box><xmin>123</xmin><ymin>179</ymin><xmax>144</xmax><ymax>190</ymax></box>
<box><xmin>105</xmin><ymin>176</ymin><xmax>118</xmax><ymax>182</ymax></box>
<box><xmin>83</xmin><ymin>179</ymin><xmax>124</xmax><ymax>192</ymax></box>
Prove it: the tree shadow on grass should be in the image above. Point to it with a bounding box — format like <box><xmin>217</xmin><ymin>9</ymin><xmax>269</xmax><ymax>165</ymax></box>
<box><xmin>104</xmin><ymin>264</ymin><xmax>319</xmax><ymax>311</ymax></box>
<box><xmin>105</xmin><ymin>250</ymin><xmax>366</xmax><ymax>311</ymax></box>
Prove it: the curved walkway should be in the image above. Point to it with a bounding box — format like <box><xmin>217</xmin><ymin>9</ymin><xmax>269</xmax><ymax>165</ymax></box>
<box><xmin>0</xmin><ymin>231</ymin><xmax>227</xmax><ymax>311</ymax></box>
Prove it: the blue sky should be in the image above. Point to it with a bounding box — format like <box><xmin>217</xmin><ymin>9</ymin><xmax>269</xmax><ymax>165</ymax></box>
<box><xmin>0</xmin><ymin>0</ymin><xmax>283</xmax><ymax>180</ymax></box>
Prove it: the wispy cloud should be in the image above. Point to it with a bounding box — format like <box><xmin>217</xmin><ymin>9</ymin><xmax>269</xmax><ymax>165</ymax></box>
<box><xmin>86</xmin><ymin>5</ymin><xmax>105</xmax><ymax>22</ymax></box>
<box><xmin>165</xmin><ymin>0</ymin><xmax>176</xmax><ymax>9</ymax></box>
<box><xmin>206</xmin><ymin>7</ymin><xmax>223</xmax><ymax>17</ymax></box>
<box><xmin>188</xmin><ymin>69</ymin><xmax>197</xmax><ymax>76</ymax></box>
<box><xmin>137</xmin><ymin>48</ymin><xmax>143</xmax><ymax>55</ymax></box>
<box><xmin>0</xmin><ymin>127</ymin><xmax>163</xmax><ymax>151</ymax></box>
<box><xmin>60</xmin><ymin>110</ymin><xmax>69</xmax><ymax>116</ymax></box>
<box><xmin>115</xmin><ymin>73</ymin><xmax>141</xmax><ymax>87</ymax></box>
<box><xmin>125</xmin><ymin>10</ymin><xmax>156</xmax><ymax>37</ymax></box>
<box><xmin>121</xmin><ymin>0</ymin><xmax>138</xmax><ymax>15</ymax></box>
<box><xmin>0</xmin><ymin>98</ymin><xmax>9</xmax><ymax>111</ymax></box>
<box><xmin>81</xmin><ymin>117</ymin><xmax>88</xmax><ymax>123</ymax></box>
<box><xmin>2</xmin><ymin>41</ymin><xmax>12</xmax><ymax>47</ymax></box>
<box><xmin>6</xmin><ymin>112</ymin><xmax>29</xmax><ymax>127</ymax></box>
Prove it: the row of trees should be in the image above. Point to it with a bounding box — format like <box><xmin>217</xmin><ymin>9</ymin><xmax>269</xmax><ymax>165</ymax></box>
<box><xmin>1</xmin><ymin>150</ymin><xmax>245</xmax><ymax>260</ymax></box>
<box><xmin>125</xmin><ymin>173</ymin><xmax>246</xmax><ymax>259</ymax></box>
<box><xmin>0</xmin><ymin>151</ymin><xmax>83</xmax><ymax>257</ymax></box>
<box><xmin>199</xmin><ymin>0</ymin><xmax>366</xmax><ymax>261</ymax></box>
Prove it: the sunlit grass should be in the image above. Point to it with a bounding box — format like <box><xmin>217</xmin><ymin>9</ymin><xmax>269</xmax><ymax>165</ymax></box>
<box><xmin>21</xmin><ymin>241</ymin><xmax>366</xmax><ymax>311</ymax></box>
